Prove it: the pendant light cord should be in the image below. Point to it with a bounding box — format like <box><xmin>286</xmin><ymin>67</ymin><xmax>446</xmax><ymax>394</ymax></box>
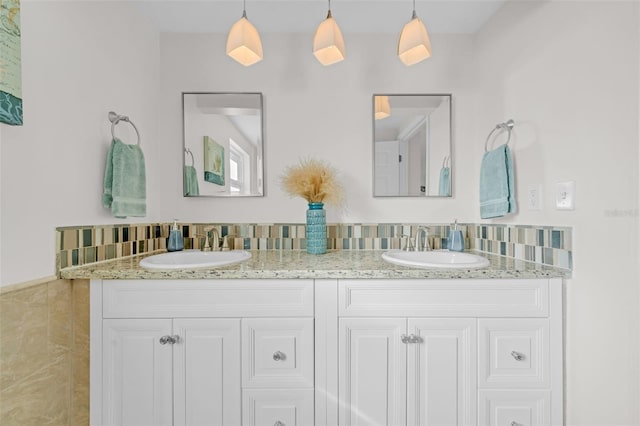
<box><xmin>412</xmin><ymin>0</ymin><xmax>417</xmax><ymax>19</ymax></box>
<box><xmin>242</xmin><ymin>0</ymin><xmax>247</xmax><ymax>18</ymax></box>
<box><xmin>326</xmin><ymin>0</ymin><xmax>332</xmax><ymax>18</ymax></box>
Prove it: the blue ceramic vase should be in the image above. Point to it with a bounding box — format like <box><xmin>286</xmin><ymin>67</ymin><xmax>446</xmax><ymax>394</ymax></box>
<box><xmin>306</xmin><ymin>202</ymin><xmax>327</xmax><ymax>254</ymax></box>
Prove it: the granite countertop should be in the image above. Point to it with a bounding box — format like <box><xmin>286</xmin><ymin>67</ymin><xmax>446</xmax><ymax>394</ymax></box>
<box><xmin>59</xmin><ymin>250</ymin><xmax>571</xmax><ymax>280</ymax></box>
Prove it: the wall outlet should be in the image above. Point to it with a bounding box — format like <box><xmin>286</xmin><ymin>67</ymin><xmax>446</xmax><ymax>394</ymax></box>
<box><xmin>556</xmin><ymin>181</ymin><xmax>575</xmax><ymax>210</ymax></box>
<box><xmin>527</xmin><ymin>184</ymin><xmax>542</xmax><ymax>210</ymax></box>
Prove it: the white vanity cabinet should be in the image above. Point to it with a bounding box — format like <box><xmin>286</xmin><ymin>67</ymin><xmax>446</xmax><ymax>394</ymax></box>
<box><xmin>91</xmin><ymin>276</ymin><xmax>563</xmax><ymax>426</ymax></box>
<box><xmin>315</xmin><ymin>278</ymin><xmax>563</xmax><ymax>426</ymax></box>
<box><xmin>91</xmin><ymin>279</ymin><xmax>315</xmax><ymax>426</ymax></box>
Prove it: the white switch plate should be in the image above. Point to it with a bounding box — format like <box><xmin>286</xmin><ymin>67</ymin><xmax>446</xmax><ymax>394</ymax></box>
<box><xmin>556</xmin><ymin>181</ymin><xmax>575</xmax><ymax>210</ymax></box>
<box><xmin>527</xmin><ymin>184</ymin><xmax>542</xmax><ymax>210</ymax></box>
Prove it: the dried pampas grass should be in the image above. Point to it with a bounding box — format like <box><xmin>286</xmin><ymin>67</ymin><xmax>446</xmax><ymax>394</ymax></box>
<box><xmin>281</xmin><ymin>159</ymin><xmax>344</xmax><ymax>205</ymax></box>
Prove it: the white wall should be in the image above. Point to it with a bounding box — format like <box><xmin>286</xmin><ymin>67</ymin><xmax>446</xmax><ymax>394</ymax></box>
<box><xmin>158</xmin><ymin>33</ymin><xmax>479</xmax><ymax>223</ymax></box>
<box><xmin>0</xmin><ymin>1</ymin><xmax>160</xmax><ymax>286</ymax></box>
<box><xmin>474</xmin><ymin>2</ymin><xmax>640</xmax><ymax>424</ymax></box>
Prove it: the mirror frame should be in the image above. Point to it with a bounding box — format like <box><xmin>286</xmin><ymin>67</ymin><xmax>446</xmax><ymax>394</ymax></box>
<box><xmin>182</xmin><ymin>91</ymin><xmax>265</xmax><ymax>197</ymax></box>
<box><xmin>372</xmin><ymin>93</ymin><xmax>453</xmax><ymax>198</ymax></box>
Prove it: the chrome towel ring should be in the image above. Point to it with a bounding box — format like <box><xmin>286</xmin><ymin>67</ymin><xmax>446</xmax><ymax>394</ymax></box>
<box><xmin>184</xmin><ymin>148</ymin><xmax>195</xmax><ymax>166</ymax></box>
<box><xmin>109</xmin><ymin>111</ymin><xmax>141</xmax><ymax>145</ymax></box>
<box><xmin>484</xmin><ymin>119</ymin><xmax>514</xmax><ymax>152</ymax></box>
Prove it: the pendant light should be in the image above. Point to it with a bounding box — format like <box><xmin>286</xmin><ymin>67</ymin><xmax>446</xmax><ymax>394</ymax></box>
<box><xmin>375</xmin><ymin>96</ymin><xmax>391</xmax><ymax>120</ymax></box>
<box><xmin>313</xmin><ymin>0</ymin><xmax>346</xmax><ymax>66</ymax></box>
<box><xmin>397</xmin><ymin>0</ymin><xmax>432</xmax><ymax>66</ymax></box>
<box><xmin>226</xmin><ymin>0</ymin><xmax>263</xmax><ymax>66</ymax></box>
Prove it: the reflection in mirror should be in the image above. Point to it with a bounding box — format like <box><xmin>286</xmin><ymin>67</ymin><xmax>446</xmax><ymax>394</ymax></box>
<box><xmin>373</xmin><ymin>94</ymin><xmax>452</xmax><ymax>197</ymax></box>
<box><xmin>183</xmin><ymin>93</ymin><xmax>264</xmax><ymax>197</ymax></box>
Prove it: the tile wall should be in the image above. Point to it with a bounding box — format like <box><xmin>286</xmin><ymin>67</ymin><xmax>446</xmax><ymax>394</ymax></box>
<box><xmin>56</xmin><ymin>222</ymin><xmax>572</xmax><ymax>272</ymax></box>
<box><xmin>0</xmin><ymin>279</ymin><xmax>89</xmax><ymax>426</ymax></box>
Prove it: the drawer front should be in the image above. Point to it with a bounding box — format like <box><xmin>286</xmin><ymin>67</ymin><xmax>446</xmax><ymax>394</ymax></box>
<box><xmin>242</xmin><ymin>389</ymin><xmax>314</xmax><ymax>426</ymax></box>
<box><xmin>242</xmin><ymin>318</ymin><xmax>314</xmax><ymax>388</ymax></box>
<box><xmin>339</xmin><ymin>279</ymin><xmax>549</xmax><ymax>317</ymax></box>
<box><xmin>102</xmin><ymin>280</ymin><xmax>314</xmax><ymax>318</ymax></box>
<box><xmin>479</xmin><ymin>319</ymin><xmax>550</xmax><ymax>388</ymax></box>
<box><xmin>478</xmin><ymin>390</ymin><xmax>551</xmax><ymax>426</ymax></box>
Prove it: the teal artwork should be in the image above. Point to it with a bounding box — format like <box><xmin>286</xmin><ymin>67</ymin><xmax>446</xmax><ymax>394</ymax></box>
<box><xmin>203</xmin><ymin>136</ymin><xmax>225</xmax><ymax>186</ymax></box>
<box><xmin>0</xmin><ymin>0</ymin><xmax>23</xmax><ymax>125</ymax></box>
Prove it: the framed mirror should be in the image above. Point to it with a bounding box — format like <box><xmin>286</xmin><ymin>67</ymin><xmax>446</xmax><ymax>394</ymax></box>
<box><xmin>373</xmin><ymin>94</ymin><xmax>452</xmax><ymax>197</ymax></box>
<box><xmin>182</xmin><ymin>92</ymin><xmax>264</xmax><ymax>197</ymax></box>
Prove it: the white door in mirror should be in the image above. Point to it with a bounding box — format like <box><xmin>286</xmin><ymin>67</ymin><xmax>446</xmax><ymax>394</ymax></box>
<box><xmin>381</xmin><ymin>250</ymin><xmax>490</xmax><ymax>269</ymax></box>
<box><xmin>140</xmin><ymin>250</ymin><xmax>252</xmax><ymax>270</ymax></box>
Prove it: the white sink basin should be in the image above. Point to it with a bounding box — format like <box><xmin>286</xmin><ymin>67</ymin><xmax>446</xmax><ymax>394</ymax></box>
<box><xmin>381</xmin><ymin>250</ymin><xmax>490</xmax><ymax>269</ymax></box>
<box><xmin>140</xmin><ymin>250</ymin><xmax>252</xmax><ymax>270</ymax></box>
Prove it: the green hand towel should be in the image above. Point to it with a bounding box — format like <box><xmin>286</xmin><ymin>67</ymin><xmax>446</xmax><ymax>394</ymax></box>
<box><xmin>103</xmin><ymin>138</ymin><xmax>146</xmax><ymax>218</ymax></box>
<box><xmin>479</xmin><ymin>144</ymin><xmax>516</xmax><ymax>219</ymax></box>
<box><xmin>438</xmin><ymin>166</ymin><xmax>451</xmax><ymax>196</ymax></box>
<box><xmin>184</xmin><ymin>165</ymin><xmax>200</xmax><ymax>196</ymax></box>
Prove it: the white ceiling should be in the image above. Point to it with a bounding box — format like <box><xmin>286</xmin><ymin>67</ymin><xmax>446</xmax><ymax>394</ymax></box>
<box><xmin>131</xmin><ymin>0</ymin><xmax>506</xmax><ymax>34</ymax></box>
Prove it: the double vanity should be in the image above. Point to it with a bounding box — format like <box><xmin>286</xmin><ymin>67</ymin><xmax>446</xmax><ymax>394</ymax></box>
<box><xmin>62</xmin><ymin>249</ymin><xmax>568</xmax><ymax>426</ymax></box>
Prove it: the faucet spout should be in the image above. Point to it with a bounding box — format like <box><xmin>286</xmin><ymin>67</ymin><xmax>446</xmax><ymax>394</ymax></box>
<box><xmin>202</xmin><ymin>227</ymin><xmax>220</xmax><ymax>251</ymax></box>
<box><xmin>414</xmin><ymin>226</ymin><xmax>431</xmax><ymax>251</ymax></box>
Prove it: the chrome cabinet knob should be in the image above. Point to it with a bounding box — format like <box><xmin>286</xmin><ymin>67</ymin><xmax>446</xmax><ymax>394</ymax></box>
<box><xmin>273</xmin><ymin>351</ymin><xmax>286</xmax><ymax>361</ymax></box>
<box><xmin>274</xmin><ymin>421</ymin><xmax>285</xmax><ymax>426</ymax></box>
<box><xmin>511</xmin><ymin>351</ymin><xmax>524</xmax><ymax>361</ymax></box>
<box><xmin>401</xmin><ymin>334</ymin><xmax>410</xmax><ymax>344</ymax></box>
<box><xmin>511</xmin><ymin>422</ymin><xmax>521</xmax><ymax>426</ymax></box>
<box><xmin>159</xmin><ymin>335</ymin><xmax>179</xmax><ymax>345</ymax></box>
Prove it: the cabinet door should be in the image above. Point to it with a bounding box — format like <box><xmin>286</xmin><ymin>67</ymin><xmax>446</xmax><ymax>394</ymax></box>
<box><xmin>173</xmin><ymin>319</ymin><xmax>241</xmax><ymax>426</ymax></box>
<box><xmin>407</xmin><ymin>319</ymin><xmax>477</xmax><ymax>426</ymax></box>
<box><xmin>102</xmin><ymin>319</ymin><xmax>173</xmax><ymax>426</ymax></box>
<box><xmin>339</xmin><ymin>318</ymin><xmax>407</xmax><ymax>426</ymax></box>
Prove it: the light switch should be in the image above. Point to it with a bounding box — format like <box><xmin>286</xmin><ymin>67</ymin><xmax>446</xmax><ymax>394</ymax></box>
<box><xmin>556</xmin><ymin>181</ymin><xmax>575</xmax><ymax>210</ymax></box>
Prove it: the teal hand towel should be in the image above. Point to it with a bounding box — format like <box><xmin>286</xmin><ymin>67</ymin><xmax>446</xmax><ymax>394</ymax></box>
<box><xmin>184</xmin><ymin>165</ymin><xmax>200</xmax><ymax>196</ymax></box>
<box><xmin>103</xmin><ymin>138</ymin><xmax>146</xmax><ymax>218</ymax></box>
<box><xmin>438</xmin><ymin>167</ymin><xmax>451</xmax><ymax>196</ymax></box>
<box><xmin>480</xmin><ymin>144</ymin><xmax>516</xmax><ymax>218</ymax></box>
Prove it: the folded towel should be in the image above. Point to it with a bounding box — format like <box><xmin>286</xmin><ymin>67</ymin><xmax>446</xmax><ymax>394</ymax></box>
<box><xmin>438</xmin><ymin>167</ymin><xmax>451</xmax><ymax>196</ymax></box>
<box><xmin>480</xmin><ymin>144</ymin><xmax>516</xmax><ymax>218</ymax></box>
<box><xmin>103</xmin><ymin>138</ymin><xmax>146</xmax><ymax>218</ymax></box>
<box><xmin>184</xmin><ymin>165</ymin><xmax>200</xmax><ymax>196</ymax></box>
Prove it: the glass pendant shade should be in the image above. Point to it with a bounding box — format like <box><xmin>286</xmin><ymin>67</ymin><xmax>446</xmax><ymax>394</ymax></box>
<box><xmin>375</xmin><ymin>96</ymin><xmax>391</xmax><ymax>120</ymax></box>
<box><xmin>226</xmin><ymin>12</ymin><xmax>263</xmax><ymax>66</ymax></box>
<box><xmin>397</xmin><ymin>12</ymin><xmax>432</xmax><ymax>66</ymax></box>
<box><xmin>313</xmin><ymin>10</ymin><xmax>346</xmax><ymax>66</ymax></box>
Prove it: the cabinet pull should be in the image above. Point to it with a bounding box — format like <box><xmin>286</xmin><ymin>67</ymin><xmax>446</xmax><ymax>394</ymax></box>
<box><xmin>159</xmin><ymin>335</ymin><xmax>180</xmax><ymax>345</ymax></box>
<box><xmin>401</xmin><ymin>334</ymin><xmax>422</xmax><ymax>344</ymax></box>
<box><xmin>511</xmin><ymin>351</ymin><xmax>524</xmax><ymax>361</ymax></box>
<box><xmin>273</xmin><ymin>351</ymin><xmax>286</xmax><ymax>361</ymax></box>
<box><xmin>274</xmin><ymin>421</ymin><xmax>285</xmax><ymax>426</ymax></box>
<box><xmin>511</xmin><ymin>422</ymin><xmax>521</xmax><ymax>426</ymax></box>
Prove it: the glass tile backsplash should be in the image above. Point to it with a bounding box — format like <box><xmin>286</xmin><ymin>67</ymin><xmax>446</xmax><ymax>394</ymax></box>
<box><xmin>56</xmin><ymin>222</ymin><xmax>572</xmax><ymax>273</ymax></box>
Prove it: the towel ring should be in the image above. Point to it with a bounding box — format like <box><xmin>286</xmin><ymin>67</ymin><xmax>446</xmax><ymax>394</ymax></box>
<box><xmin>184</xmin><ymin>148</ymin><xmax>194</xmax><ymax>166</ymax></box>
<box><xmin>109</xmin><ymin>111</ymin><xmax>141</xmax><ymax>145</ymax></box>
<box><xmin>484</xmin><ymin>119</ymin><xmax>514</xmax><ymax>152</ymax></box>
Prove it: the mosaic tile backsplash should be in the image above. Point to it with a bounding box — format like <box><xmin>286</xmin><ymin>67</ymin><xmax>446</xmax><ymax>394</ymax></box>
<box><xmin>56</xmin><ymin>222</ymin><xmax>572</xmax><ymax>273</ymax></box>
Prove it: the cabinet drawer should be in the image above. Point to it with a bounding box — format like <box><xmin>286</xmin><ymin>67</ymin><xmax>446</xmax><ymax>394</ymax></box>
<box><xmin>479</xmin><ymin>390</ymin><xmax>551</xmax><ymax>426</ymax></box>
<box><xmin>242</xmin><ymin>318</ymin><xmax>314</xmax><ymax>388</ymax></box>
<box><xmin>102</xmin><ymin>280</ymin><xmax>314</xmax><ymax>318</ymax></box>
<box><xmin>479</xmin><ymin>319</ymin><xmax>550</xmax><ymax>388</ymax></box>
<box><xmin>242</xmin><ymin>389</ymin><xmax>314</xmax><ymax>426</ymax></box>
<box><xmin>339</xmin><ymin>280</ymin><xmax>549</xmax><ymax>317</ymax></box>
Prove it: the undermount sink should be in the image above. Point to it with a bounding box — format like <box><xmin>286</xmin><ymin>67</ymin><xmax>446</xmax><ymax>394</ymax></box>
<box><xmin>381</xmin><ymin>250</ymin><xmax>490</xmax><ymax>269</ymax></box>
<box><xmin>140</xmin><ymin>250</ymin><xmax>252</xmax><ymax>270</ymax></box>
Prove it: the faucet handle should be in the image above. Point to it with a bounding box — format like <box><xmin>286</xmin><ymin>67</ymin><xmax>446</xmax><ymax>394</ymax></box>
<box><xmin>402</xmin><ymin>234</ymin><xmax>415</xmax><ymax>251</ymax></box>
<box><xmin>221</xmin><ymin>234</ymin><xmax>235</xmax><ymax>251</ymax></box>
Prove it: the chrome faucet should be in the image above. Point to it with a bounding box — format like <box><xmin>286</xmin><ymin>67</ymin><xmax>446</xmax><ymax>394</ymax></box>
<box><xmin>414</xmin><ymin>226</ymin><xmax>431</xmax><ymax>251</ymax></box>
<box><xmin>202</xmin><ymin>227</ymin><xmax>220</xmax><ymax>251</ymax></box>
